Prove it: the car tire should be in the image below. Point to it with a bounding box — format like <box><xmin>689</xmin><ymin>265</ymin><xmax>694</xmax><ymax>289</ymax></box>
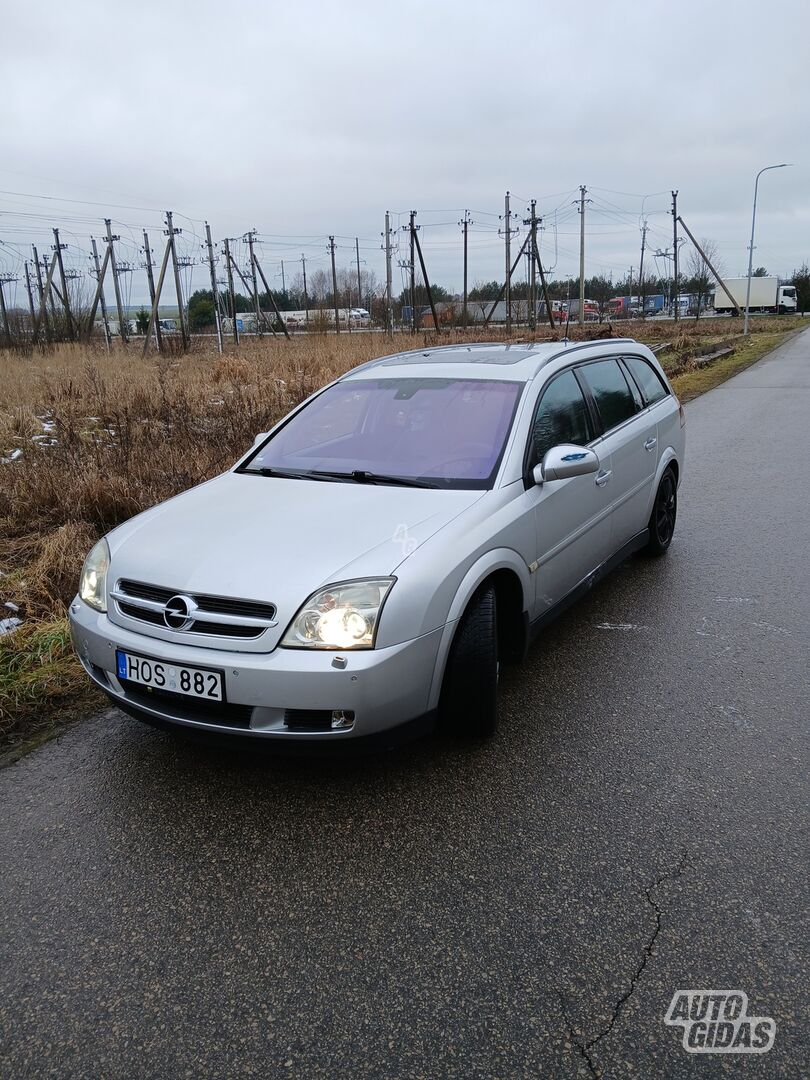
<box><xmin>438</xmin><ymin>584</ymin><xmax>499</xmax><ymax>738</ymax></box>
<box><xmin>645</xmin><ymin>468</ymin><xmax>677</xmax><ymax>556</ymax></box>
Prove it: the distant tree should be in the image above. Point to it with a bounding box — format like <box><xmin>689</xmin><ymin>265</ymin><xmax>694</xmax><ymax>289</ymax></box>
<box><xmin>589</xmin><ymin>274</ymin><xmax>614</xmax><ymax>319</ymax></box>
<box><xmin>232</xmin><ymin>292</ymin><xmax>253</xmax><ymax>313</ymax></box>
<box><xmin>791</xmin><ymin>263</ymin><xmax>810</xmax><ymax>314</ymax></box>
<box><xmin>752</xmin><ymin>266</ymin><xmax>768</xmax><ymax>277</ymax></box>
<box><xmin>684</xmin><ymin>239</ymin><xmax>723</xmax><ymax>320</ymax></box>
<box><xmin>188</xmin><ymin>289</ymin><xmax>215</xmax><ymax>329</ymax></box>
<box><xmin>468</xmin><ymin>280</ymin><xmax>502</xmax><ymax>301</ymax></box>
<box><xmin>258</xmin><ymin>289</ymin><xmax>295</xmax><ymax>312</ymax></box>
<box><xmin>396</xmin><ymin>283</ymin><xmax>453</xmax><ymax>306</ymax></box>
<box><xmin>135</xmin><ymin>307</ymin><xmax>150</xmax><ymax>334</ymax></box>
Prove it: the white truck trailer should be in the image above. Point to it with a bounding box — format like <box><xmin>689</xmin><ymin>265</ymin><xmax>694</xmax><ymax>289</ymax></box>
<box><xmin>713</xmin><ymin>277</ymin><xmax>797</xmax><ymax>314</ymax></box>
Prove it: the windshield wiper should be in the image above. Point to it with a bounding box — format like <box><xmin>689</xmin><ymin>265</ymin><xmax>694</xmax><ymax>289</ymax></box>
<box><xmin>250</xmin><ymin>467</ymin><xmax>340</xmax><ymax>482</ymax></box>
<box><xmin>313</xmin><ymin>470</ymin><xmax>439</xmax><ymax>489</ymax></box>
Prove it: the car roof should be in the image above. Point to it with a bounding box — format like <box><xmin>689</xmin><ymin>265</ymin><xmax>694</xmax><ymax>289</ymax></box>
<box><xmin>340</xmin><ymin>339</ymin><xmax>640</xmax><ymax>384</ymax></box>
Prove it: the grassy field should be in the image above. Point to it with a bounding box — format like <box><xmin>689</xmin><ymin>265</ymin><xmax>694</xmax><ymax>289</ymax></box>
<box><xmin>0</xmin><ymin>317</ymin><xmax>802</xmax><ymax>756</ymax></box>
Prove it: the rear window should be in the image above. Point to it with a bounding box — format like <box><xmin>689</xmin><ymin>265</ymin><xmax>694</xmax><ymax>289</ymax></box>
<box><xmin>579</xmin><ymin>359</ymin><xmax>637</xmax><ymax>432</ymax></box>
<box><xmin>624</xmin><ymin>356</ymin><xmax>669</xmax><ymax>406</ymax></box>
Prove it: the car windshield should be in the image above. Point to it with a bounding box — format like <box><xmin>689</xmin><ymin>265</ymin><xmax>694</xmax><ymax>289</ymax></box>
<box><xmin>241</xmin><ymin>377</ymin><xmax>524</xmax><ymax>489</ymax></box>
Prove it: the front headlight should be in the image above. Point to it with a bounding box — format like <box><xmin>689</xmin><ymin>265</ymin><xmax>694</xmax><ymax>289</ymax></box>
<box><xmin>281</xmin><ymin>578</ymin><xmax>394</xmax><ymax>650</ymax></box>
<box><xmin>79</xmin><ymin>537</ymin><xmax>110</xmax><ymax>612</ymax></box>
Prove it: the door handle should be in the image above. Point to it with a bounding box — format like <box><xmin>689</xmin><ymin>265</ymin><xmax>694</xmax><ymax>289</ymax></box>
<box><xmin>644</xmin><ymin>436</ymin><xmax>657</xmax><ymax>452</ymax></box>
<box><xmin>595</xmin><ymin>469</ymin><xmax>612</xmax><ymax>487</ymax></box>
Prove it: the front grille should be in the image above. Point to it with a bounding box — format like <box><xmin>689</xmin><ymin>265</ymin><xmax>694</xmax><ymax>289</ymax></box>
<box><xmin>120</xmin><ymin>680</ymin><xmax>254</xmax><ymax>728</ymax></box>
<box><xmin>118</xmin><ymin>600</ymin><xmax>164</xmax><ymax>626</ymax></box>
<box><xmin>115</xmin><ymin>579</ymin><xmax>276</xmax><ymax>640</ymax></box>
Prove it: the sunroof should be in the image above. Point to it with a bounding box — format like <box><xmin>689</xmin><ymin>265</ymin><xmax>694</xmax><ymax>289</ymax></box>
<box><xmin>376</xmin><ymin>348</ymin><xmax>533</xmax><ymax>367</ymax></box>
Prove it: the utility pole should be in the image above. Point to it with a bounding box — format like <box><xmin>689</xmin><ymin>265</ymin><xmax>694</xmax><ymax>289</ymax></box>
<box><xmin>31</xmin><ymin>246</ymin><xmax>45</xmax><ymax>307</ymax></box>
<box><xmin>0</xmin><ymin>275</ymin><xmax>12</xmax><ymax>346</ymax></box>
<box><xmin>141</xmin><ymin>237</ymin><xmax>173</xmax><ymax>357</ymax></box>
<box><xmin>24</xmin><ymin>262</ymin><xmax>36</xmax><ymax>327</ymax></box>
<box><xmin>483</xmin><ymin>233</ymin><xmax>531</xmax><ymax>326</ymax></box>
<box><xmin>409</xmin><ymin>211</ymin><xmax>417</xmax><ymax>333</ymax></box>
<box><xmin>503</xmin><ymin>192</ymin><xmax>512</xmax><ymax>333</ymax></box>
<box><xmin>533</xmin><ymin>245</ymin><xmax>556</xmax><ymax>330</ymax></box>
<box><xmin>31</xmin><ymin>252</ymin><xmax>60</xmax><ymax>344</ymax></box>
<box><xmin>252</xmin><ymin>254</ymin><xmax>290</xmax><ymax>339</ymax></box>
<box><xmin>279</xmin><ymin>259</ymin><xmax>286</xmax><ymax>295</ymax></box>
<box><xmin>578</xmin><ymin>185</ymin><xmax>588</xmax><ymax>327</ymax></box>
<box><xmin>639</xmin><ymin>221</ymin><xmax>648</xmax><ymax>319</ymax></box>
<box><xmin>233</xmin><ymin>242</ymin><xmax>273</xmax><ymax>335</ymax></box>
<box><xmin>460</xmin><ymin>209</ymin><xmax>471</xmax><ymax>329</ymax></box>
<box><xmin>524</xmin><ymin>200</ymin><xmax>538</xmax><ymax>331</ymax></box>
<box><xmin>31</xmin><ymin>245</ymin><xmax>52</xmax><ymax>342</ymax></box>
<box><xmin>355</xmin><ymin>237</ymin><xmax>362</xmax><ymax>311</ymax></box>
<box><xmin>91</xmin><ymin>238</ymin><xmax>112</xmax><ymax>348</ymax></box>
<box><xmin>164</xmin><ymin>211</ymin><xmax>189</xmax><ymax>350</ymax></box>
<box><xmin>384</xmin><ymin>211</ymin><xmax>393</xmax><ymax>337</ymax></box>
<box><xmin>329</xmin><ymin>235</ymin><xmax>340</xmax><ymax>334</ymax></box>
<box><xmin>223</xmin><ymin>238</ymin><xmax>239</xmax><ymax>345</ymax></box>
<box><xmin>412</xmin><ymin>226</ymin><xmax>441</xmax><ymax>334</ymax></box>
<box><xmin>301</xmin><ymin>254</ymin><xmax>309</xmax><ymax>327</ymax></box>
<box><xmin>677</xmin><ymin>214</ymin><xmax>741</xmax><ymax>315</ymax></box>
<box><xmin>52</xmin><ymin>228</ymin><xmax>74</xmax><ymax>340</ymax></box>
<box><xmin>671</xmin><ymin>190</ymin><xmax>679</xmax><ymax>322</ymax></box>
<box><xmin>141</xmin><ymin>231</ymin><xmax>162</xmax><ymax>352</ymax></box>
<box><xmin>205</xmin><ymin>222</ymin><xmax>223</xmax><ymax>354</ymax></box>
<box><xmin>105</xmin><ymin>218</ymin><xmax>128</xmax><ymax>344</ymax></box>
<box><xmin>246</xmin><ymin>230</ymin><xmax>262</xmax><ymax>335</ymax></box>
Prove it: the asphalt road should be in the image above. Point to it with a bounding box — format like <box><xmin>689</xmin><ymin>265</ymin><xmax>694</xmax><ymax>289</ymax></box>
<box><xmin>2</xmin><ymin>332</ymin><xmax>808</xmax><ymax>1079</ymax></box>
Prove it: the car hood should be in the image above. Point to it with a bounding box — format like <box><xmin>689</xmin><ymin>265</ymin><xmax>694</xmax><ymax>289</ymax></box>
<box><xmin>107</xmin><ymin>471</ymin><xmax>482</xmax><ymax>612</ymax></box>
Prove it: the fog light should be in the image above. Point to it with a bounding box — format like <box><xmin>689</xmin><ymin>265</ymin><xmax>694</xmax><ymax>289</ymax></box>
<box><xmin>331</xmin><ymin>709</ymin><xmax>355</xmax><ymax>730</ymax></box>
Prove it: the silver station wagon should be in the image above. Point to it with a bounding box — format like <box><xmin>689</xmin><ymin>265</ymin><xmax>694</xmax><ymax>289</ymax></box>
<box><xmin>70</xmin><ymin>339</ymin><xmax>684</xmax><ymax>746</ymax></box>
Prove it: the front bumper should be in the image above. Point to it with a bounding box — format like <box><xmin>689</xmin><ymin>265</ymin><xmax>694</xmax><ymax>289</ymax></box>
<box><xmin>69</xmin><ymin>597</ymin><xmax>443</xmax><ymax>743</ymax></box>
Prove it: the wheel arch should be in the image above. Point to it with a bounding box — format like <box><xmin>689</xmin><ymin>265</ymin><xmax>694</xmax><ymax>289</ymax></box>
<box><xmin>643</xmin><ymin>448</ymin><xmax>680</xmax><ymax>521</ymax></box>
<box><xmin>427</xmin><ymin>550</ymin><xmax>531</xmax><ymax>710</ymax></box>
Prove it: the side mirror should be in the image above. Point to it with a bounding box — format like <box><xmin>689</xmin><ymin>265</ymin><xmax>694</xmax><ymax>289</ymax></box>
<box><xmin>253</xmin><ymin>431</ymin><xmax>269</xmax><ymax>446</ymax></box>
<box><xmin>533</xmin><ymin>444</ymin><xmax>599</xmax><ymax>485</ymax></box>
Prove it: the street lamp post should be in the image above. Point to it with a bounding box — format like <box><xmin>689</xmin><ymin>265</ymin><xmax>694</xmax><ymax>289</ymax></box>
<box><xmin>744</xmin><ymin>163</ymin><xmax>790</xmax><ymax>335</ymax></box>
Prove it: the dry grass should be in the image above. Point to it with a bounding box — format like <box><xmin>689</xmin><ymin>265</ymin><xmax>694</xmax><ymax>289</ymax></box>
<box><xmin>0</xmin><ymin>318</ymin><xmax>801</xmax><ymax>749</ymax></box>
<box><xmin>0</xmin><ymin>620</ymin><xmax>102</xmax><ymax>749</ymax></box>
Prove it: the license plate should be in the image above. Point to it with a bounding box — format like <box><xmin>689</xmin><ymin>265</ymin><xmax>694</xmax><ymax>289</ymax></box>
<box><xmin>116</xmin><ymin>650</ymin><xmax>224</xmax><ymax>701</ymax></box>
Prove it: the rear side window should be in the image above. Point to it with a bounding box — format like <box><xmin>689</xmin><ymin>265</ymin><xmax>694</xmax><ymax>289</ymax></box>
<box><xmin>579</xmin><ymin>359</ymin><xmax>637</xmax><ymax>432</ymax></box>
<box><xmin>528</xmin><ymin>369</ymin><xmax>593</xmax><ymax>469</ymax></box>
<box><xmin>624</xmin><ymin>355</ymin><xmax>669</xmax><ymax>406</ymax></box>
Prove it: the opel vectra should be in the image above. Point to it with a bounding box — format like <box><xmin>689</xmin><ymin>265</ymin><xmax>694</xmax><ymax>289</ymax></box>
<box><xmin>70</xmin><ymin>339</ymin><xmax>684</xmax><ymax>744</ymax></box>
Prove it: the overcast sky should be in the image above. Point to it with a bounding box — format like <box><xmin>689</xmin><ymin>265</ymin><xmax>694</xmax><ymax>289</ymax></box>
<box><xmin>2</xmin><ymin>0</ymin><xmax>808</xmax><ymax>307</ymax></box>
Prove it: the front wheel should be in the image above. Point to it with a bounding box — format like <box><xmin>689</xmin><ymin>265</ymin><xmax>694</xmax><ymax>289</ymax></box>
<box><xmin>645</xmin><ymin>469</ymin><xmax>677</xmax><ymax>556</ymax></box>
<box><xmin>438</xmin><ymin>584</ymin><xmax>499</xmax><ymax>737</ymax></box>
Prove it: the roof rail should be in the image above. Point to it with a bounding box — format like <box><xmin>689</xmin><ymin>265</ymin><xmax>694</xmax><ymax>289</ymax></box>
<box><xmin>542</xmin><ymin>337</ymin><xmax>637</xmax><ymax>365</ymax></box>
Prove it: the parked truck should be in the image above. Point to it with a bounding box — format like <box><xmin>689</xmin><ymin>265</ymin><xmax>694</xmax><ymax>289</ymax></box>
<box><xmin>565</xmin><ymin>298</ymin><xmax>600</xmax><ymax>320</ymax></box>
<box><xmin>713</xmin><ymin>277</ymin><xmax>797</xmax><ymax>315</ymax></box>
<box><xmin>607</xmin><ymin>296</ymin><xmax>641</xmax><ymax>318</ymax></box>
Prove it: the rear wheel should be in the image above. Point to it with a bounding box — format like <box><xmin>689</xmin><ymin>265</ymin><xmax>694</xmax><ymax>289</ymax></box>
<box><xmin>645</xmin><ymin>469</ymin><xmax>677</xmax><ymax>555</ymax></box>
<box><xmin>438</xmin><ymin>584</ymin><xmax>499</xmax><ymax>737</ymax></box>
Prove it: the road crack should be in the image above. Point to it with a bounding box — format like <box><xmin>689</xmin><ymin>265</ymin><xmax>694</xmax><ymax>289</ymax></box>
<box><xmin>559</xmin><ymin>850</ymin><xmax>692</xmax><ymax>1078</ymax></box>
